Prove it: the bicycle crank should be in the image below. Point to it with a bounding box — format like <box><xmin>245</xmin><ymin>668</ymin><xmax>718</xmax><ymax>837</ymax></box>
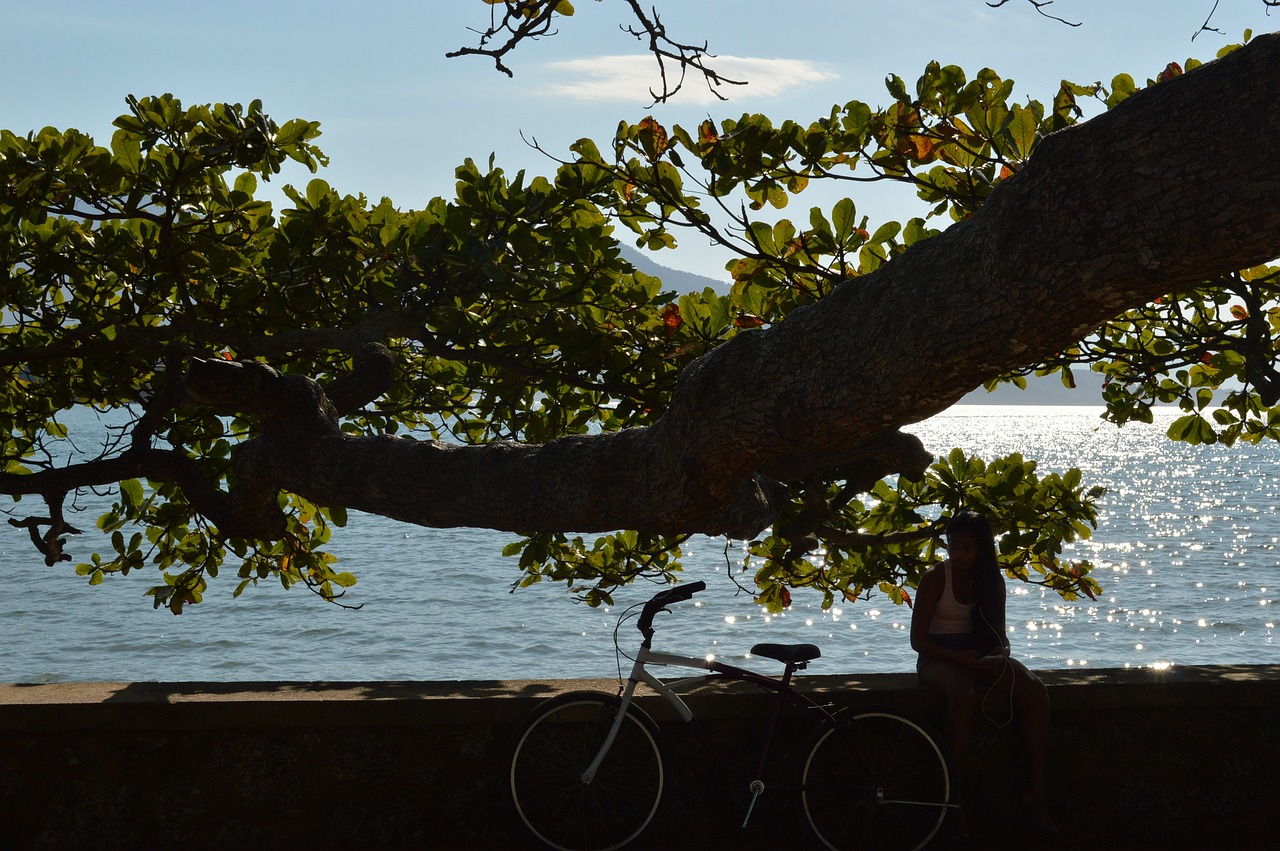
<box><xmin>741</xmin><ymin>779</ymin><xmax>766</xmax><ymax>829</ymax></box>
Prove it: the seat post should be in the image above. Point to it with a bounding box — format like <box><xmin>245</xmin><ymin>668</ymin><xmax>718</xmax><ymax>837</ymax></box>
<box><xmin>750</xmin><ymin>665</ymin><xmax>795</xmax><ymax>784</ymax></box>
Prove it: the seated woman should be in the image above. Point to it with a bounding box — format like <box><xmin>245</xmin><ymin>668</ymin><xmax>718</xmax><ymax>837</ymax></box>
<box><xmin>909</xmin><ymin>511</ymin><xmax>1056</xmax><ymax>839</ymax></box>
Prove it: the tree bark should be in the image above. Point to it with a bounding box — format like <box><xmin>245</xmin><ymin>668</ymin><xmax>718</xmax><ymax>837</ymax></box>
<box><xmin>33</xmin><ymin>34</ymin><xmax>1280</xmax><ymax>542</ymax></box>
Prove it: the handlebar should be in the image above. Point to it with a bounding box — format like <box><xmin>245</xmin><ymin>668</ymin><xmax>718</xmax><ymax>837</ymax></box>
<box><xmin>636</xmin><ymin>580</ymin><xmax>707</xmax><ymax>645</ymax></box>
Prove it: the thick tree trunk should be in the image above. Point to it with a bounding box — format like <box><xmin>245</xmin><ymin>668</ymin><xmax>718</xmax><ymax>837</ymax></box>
<box><xmin>186</xmin><ymin>33</ymin><xmax>1280</xmax><ymax>540</ymax></box>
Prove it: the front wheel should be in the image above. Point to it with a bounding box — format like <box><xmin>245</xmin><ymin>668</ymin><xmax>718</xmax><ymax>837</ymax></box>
<box><xmin>801</xmin><ymin>708</ymin><xmax>952</xmax><ymax>851</ymax></box>
<box><xmin>508</xmin><ymin>691</ymin><xmax>666</xmax><ymax>851</ymax></box>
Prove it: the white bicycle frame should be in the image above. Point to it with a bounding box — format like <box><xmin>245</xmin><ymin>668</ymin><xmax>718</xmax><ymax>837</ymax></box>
<box><xmin>580</xmin><ymin>645</ymin><xmax>716</xmax><ymax>784</ymax></box>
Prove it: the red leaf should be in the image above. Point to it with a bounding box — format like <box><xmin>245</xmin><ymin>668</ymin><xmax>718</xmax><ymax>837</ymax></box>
<box><xmin>1230</xmin><ymin>304</ymin><xmax>1249</xmax><ymax>320</ymax></box>
<box><xmin>698</xmin><ymin>119</ymin><xmax>719</xmax><ymax>150</ymax></box>
<box><xmin>1158</xmin><ymin>61</ymin><xmax>1183</xmax><ymax>83</ymax></box>
<box><xmin>734</xmin><ymin>313</ymin><xmax>765</xmax><ymax>329</ymax></box>
<box><xmin>661</xmin><ymin>303</ymin><xmax>683</xmax><ymax>334</ymax></box>
<box><xmin>909</xmin><ymin>135</ymin><xmax>935</xmax><ymax>160</ymax></box>
<box><xmin>780</xmin><ymin>587</ymin><xmax>792</xmax><ymax>608</ymax></box>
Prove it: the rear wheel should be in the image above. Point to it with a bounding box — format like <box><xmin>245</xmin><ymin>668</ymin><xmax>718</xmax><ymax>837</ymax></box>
<box><xmin>802</xmin><ymin>708</ymin><xmax>951</xmax><ymax>851</ymax></box>
<box><xmin>509</xmin><ymin>691</ymin><xmax>666</xmax><ymax>850</ymax></box>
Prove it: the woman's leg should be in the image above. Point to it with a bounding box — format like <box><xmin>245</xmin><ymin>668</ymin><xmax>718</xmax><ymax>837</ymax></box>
<box><xmin>978</xmin><ymin>658</ymin><xmax>1053</xmax><ymax>829</ymax></box>
<box><xmin>918</xmin><ymin>658</ymin><xmax>979</xmax><ymax>831</ymax></box>
<box><xmin>919</xmin><ymin>657</ymin><xmax>978</xmax><ymax>761</ymax></box>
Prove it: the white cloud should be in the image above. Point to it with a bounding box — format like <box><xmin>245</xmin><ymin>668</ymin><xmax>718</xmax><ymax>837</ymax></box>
<box><xmin>540</xmin><ymin>55</ymin><xmax>838</xmax><ymax>104</ymax></box>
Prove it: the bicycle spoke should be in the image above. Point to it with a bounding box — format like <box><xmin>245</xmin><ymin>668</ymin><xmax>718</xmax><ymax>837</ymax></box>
<box><xmin>510</xmin><ymin>693</ymin><xmax>665</xmax><ymax>851</ymax></box>
<box><xmin>803</xmin><ymin>710</ymin><xmax>951</xmax><ymax>851</ymax></box>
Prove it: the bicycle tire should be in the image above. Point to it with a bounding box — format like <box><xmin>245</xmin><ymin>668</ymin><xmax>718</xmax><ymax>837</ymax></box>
<box><xmin>509</xmin><ymin>691</ymin><xmax>666</xmax><ymax>851</ymax></box>
<box><xmin>801</xmin><ymin>708</ymin><xmax>952</xmax><ymax>851</ymax></box>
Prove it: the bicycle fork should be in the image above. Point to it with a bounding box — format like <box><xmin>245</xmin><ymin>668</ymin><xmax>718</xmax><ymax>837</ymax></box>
<box><xmin>580</xmin><ymin>650</ymin><xmax>701</xmax><ymax>785</ymax></box>
<box><xmin>579</xmin><ymin>679</ymin><xmax>642</xmax><ymax>785</ymax></box>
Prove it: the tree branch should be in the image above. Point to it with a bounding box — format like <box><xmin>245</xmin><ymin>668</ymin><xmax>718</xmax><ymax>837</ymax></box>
<box><xmin>445</xmin><ymin>2</ymin><xmax>566</xmax><ymax>77</ymax></box>
<box><xmin>1195</xmin><ymin>0</ymin><xmax>1280</xmax><ymax>40</ymax></box>
<box><xmin>7</xmin><ymin>492</ymin><xmax>79</xmax><ymax>566</ymax></box>
<box><xmin>0</xmin><ymin>447</ymin><xmax>282</xmax><ymax>541</ymax></box>
<box><xmin>447</xmin><ymin>0</ymin><xmax>745</xmax><ymax>103</ymax></box>
<box><xmin>814</xmin><ymin>523</ymin><xmax>944</xmax><ymax>549</ymax></box>
<box><xmin>0</xmin><ymin>306</ymin><xmax>421</xmax><ymax>369</ymax></box>
<box><xmin>322</xmin><ymin>343</ymin><xmax>398</xmax><ymax>417</ymax></box>
<box><xmin>986</xmin><ymin>0</ymin><xmax>1081</xmax><ymax>26</ymax></box>
<box><xmin>0</xmin><ymin>346</ymin><xmax>406</xmax><ymax>548</ymax></box>
<box><xmin>617</xmin><ymin>0</ymin><xmax>747</xmax><ymax>103</ymax></box>
<box><xmin>143</xmin><ymin>33</ymin><xmax>1280</xmax><ymax>542</ymax></box>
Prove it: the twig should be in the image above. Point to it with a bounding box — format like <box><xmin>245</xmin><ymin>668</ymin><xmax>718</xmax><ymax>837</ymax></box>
<box><xmin>987</xmin><ymin>0</ymin><xmax>1081</xmax><ymax>27</ymax></box>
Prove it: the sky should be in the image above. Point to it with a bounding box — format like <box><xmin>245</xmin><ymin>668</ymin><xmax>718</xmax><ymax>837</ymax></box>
<box><xmin>1</xmin><ymin>0</ymin><xmax>1272</xmax><ymax>278</ymax></box>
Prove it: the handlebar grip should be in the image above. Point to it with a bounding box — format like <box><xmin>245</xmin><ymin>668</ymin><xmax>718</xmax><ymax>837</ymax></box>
<box><xmin>636</xmin><ymin>581</ymin><xmax>707</xmax><ymax>641</ymax></box>
<box><xmin>663</xmin><ymin>580</ymin><xmax>706</xmax><ymax>603</ymax></box>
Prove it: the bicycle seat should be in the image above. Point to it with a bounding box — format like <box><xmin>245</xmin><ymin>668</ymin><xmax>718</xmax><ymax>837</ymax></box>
<box><xmin>750</xmin><ymin>643</ymin><xmax>821</xmax><ymax>663</ymax></box>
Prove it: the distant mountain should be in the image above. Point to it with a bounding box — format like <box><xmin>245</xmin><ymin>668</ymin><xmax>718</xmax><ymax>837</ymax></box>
<box><xmin>619</xmin><ymin>246</ymin><xmax>729</xmax><ymax>293</ymax></box>
<box><xmin>959</xmin><ymin>370</ymin><xmax>1108</xmax><ymax>405</ymax></box>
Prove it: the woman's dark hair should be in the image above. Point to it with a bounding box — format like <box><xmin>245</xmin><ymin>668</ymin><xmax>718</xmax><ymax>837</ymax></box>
<box><xmin>946</xmin><ymin>511</ymin><xmax>1003</xmax><ymax>651</ymax></box>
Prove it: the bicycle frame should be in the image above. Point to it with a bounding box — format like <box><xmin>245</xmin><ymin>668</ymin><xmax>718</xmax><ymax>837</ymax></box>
<box><xmin>582</xmin><ymin>642</ymin><xmax>839</xmax><ymax>788</ymax></box>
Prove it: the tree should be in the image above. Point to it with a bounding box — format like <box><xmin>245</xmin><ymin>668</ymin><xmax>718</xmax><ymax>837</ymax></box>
<box><xmin>2</xmin><ymin>13</ymin><xmax>1277</xmax><ymax>613</ymax></box>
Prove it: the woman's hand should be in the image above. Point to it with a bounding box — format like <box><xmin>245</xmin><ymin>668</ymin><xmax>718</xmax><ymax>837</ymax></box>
<box><xmin>964</xmin><ymin>650</ymin><xmax>1005</xmax><ymax>671</ymax></box>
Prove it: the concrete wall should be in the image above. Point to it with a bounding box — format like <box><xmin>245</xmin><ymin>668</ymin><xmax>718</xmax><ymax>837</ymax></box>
<box><xmin>2</xmin><ymin>665</ymin><xmax>1277</xmax><ymax>849</ymax></box>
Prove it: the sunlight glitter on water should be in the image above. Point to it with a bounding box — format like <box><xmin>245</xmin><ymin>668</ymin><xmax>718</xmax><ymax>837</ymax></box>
<box><xmin>4</xmin><ymin>405</ymin><xmax>1279</xmax><ymax>681</ymax></box>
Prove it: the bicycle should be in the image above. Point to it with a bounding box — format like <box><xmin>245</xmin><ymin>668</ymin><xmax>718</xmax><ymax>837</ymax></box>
<box><xmin>507</xmin><ymin>580</ymin><xmax>956</xmax><ymax>850</ymax></box>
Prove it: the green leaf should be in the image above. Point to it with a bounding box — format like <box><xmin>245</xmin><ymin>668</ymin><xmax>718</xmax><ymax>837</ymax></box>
<box><xmin>305</xmin><ymin>177</ymin><xmax>332</xmax><ymax>207</ymax></box>
<box><xmin>110</xmin><ymin>129</ymin><xmax>142</xmax><ymax>172</ymax></box>
<box><xmin>120</xmin><ymin>479</ymin><xmax>144</xmax><ymax>511</ymax></box>
<box><xmin>1002</xmin><ymin>105</ymin><xmax>1038</xmax><ymax>159</ymax></box>
<box><xmin>1166</xmin><ymin>414</ymin><xmax>1216</xmax><ymax>445</ymax></box>
<box><xmin>1106</xmin><ymin>73</ymin><xmax>1137</xmax><ymax>109</ymax></box>
<box><xmin>832</xmin><ymin>197</ymin><xmax>856</xmax><ymax>240</ymax></box>
<box><xmin>885</xmin><ymin>74</ymin><xmax>909</xmax><ymax>102</ymax></box>
<box><xmin>233</xmin><ymin>172</ymin><xmax>258</xmax><ymax>196</ymax></box>
<box><xmin>868</xmin><ymin>221</ymin><xmax>901</xmax><ymax>245</ymax></box>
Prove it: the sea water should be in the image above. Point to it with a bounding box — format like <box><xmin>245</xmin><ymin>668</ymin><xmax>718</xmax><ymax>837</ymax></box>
<box><xmin>1</xmin><ymin>406</ymin><xmax>1275</xmax><ymax>683</ymax></box>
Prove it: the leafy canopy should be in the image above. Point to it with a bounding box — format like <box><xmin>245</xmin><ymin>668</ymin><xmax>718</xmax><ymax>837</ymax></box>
<box><xmin>2</xmin><ymin>30</ymin><xmax>1275</xmax><ymax>613</ymax></box>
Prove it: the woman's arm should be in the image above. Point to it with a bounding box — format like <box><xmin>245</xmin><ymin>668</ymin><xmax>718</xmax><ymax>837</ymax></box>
<box><xmin>909</xmin><ymin>567</ymin><xmax>942</xmax><ymax>656</ymax></box>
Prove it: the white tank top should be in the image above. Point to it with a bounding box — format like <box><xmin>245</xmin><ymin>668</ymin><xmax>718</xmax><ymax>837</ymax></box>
<box><xmin>929</xmin><ymin>561</ymin><xmax>974</xmax><ymax>635</ymax></box>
